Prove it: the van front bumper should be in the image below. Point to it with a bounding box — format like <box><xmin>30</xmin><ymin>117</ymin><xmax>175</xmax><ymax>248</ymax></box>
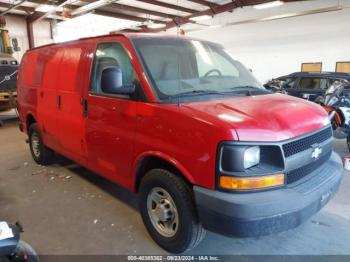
<box><xmin>194</xmin><ymin>152</ymin><xmax>343</xmax><ymax>237</ymax></box>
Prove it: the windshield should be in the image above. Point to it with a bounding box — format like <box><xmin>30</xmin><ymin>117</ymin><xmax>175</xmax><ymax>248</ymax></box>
<box><xmin>132</xmin><ymin>37</ymin><xmax>263</xmax><ymax>102</ymax></box>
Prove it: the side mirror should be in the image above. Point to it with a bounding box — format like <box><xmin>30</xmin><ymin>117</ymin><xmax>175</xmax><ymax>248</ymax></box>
<box><xmin>101</xmin><ymin>68</ymin><xmax>134</xmax><ymax>95</ymax></box>
<box><xmin>12</xmin><ymin>38</ymin><xmax>20</xmax><ymax>52</ymax></box>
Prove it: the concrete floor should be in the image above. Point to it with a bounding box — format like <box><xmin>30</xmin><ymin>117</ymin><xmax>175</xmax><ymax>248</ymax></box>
<box><xmin>1</xmin><ymin>110</ymin><xmax>350</xmax><ymax>256</ymax></box>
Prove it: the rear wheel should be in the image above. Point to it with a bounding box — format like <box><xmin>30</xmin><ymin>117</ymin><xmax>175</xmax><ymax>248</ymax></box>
<box><xmin>12</xmin><ymin>240</ymin><xmax>39</xmax><ymax>262</ymax></box>
<box><xmin>139</xmin><ymin>169</ymin><xmax>205</xmax><ymax>253</ymax></box>
<box><xmin>29</xmin><ymin>123</ymin><xmax>55</xmax><ymax>165</ymax></box>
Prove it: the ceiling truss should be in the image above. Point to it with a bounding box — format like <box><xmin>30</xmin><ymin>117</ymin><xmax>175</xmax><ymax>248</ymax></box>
<box><xmin>0</xmin><ymin>0</ymin><xmax>305</xmax><ymax>34</ymax></box>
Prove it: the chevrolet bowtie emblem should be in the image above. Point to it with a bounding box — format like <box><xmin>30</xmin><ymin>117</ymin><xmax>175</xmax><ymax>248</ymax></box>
<box><xmin>311</xmin><ymin>147</ymin><xmax>322</xmax><ymax>159</ymax></box>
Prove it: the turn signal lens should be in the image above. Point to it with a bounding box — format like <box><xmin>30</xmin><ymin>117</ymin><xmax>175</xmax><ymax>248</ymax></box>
<box><xmin>219</xmin><ymin>174</ymin><xmax>285</xmax><ymax>190</ymax></box>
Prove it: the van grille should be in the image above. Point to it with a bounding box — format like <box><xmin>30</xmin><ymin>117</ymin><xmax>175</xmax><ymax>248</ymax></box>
<box><xmin>286</xmin><ymin>150</ymin><xmax>332</xmax><ymax>184</ymax></box>
<box><xmin>282</xmin><ymin>127</ymin><xmax>332</xmax><ymax>158</ymax></box>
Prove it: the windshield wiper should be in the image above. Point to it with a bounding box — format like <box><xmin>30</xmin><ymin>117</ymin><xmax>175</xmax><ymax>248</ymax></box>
<box><xmin>228</xmin><ymin>86</ymin><xmax>269</xmax><ymax>96</ymax></box>
<box><xmin>175</xmin><ymin>89</ymin><xmax>229</xmax><ymax>97</ymax></box>
<box><xmin>229</xmin><ymin>85</ymin><xmax>262</xmax><ymax>90</ymax></box>
<box><xmin>170</xmin><ymin>86</ymin><xmax>267</xmax><ymax>99</ymax></box>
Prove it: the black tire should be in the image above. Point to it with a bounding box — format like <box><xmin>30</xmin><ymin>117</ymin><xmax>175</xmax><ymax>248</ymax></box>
<box><xmin>14</xmin><ymin>240</ymin><xmax>39</xmax><ymax>262</ymax></box>
<box><xmin>347</xmin><ymin>135</ymin><xmax>350</xmax><ymax>152</ymax></box>
<box><xmin>29</xmin><ymin>123</ymin><xmax>55</xmax><ymax>165</ymax></box>
<box><xmin>139</xmin><ymin>169</ymin><xmax>206</xmax><ymax>253</ymax></box>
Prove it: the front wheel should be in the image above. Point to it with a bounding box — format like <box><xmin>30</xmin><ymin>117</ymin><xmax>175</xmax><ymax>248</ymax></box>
<box><xmin>139</xmin><ymin>169</ymin><xmax>205</xmax><ymax>253</ymax></box>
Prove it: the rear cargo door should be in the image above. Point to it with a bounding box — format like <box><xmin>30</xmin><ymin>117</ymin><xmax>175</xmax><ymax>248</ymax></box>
<box><xmin>36</xmin><ymin>49</ymin><xmax>63</xmax><ymax>148</ymax></box>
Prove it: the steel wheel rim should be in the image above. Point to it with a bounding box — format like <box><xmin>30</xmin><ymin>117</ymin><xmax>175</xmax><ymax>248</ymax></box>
<box><xmin>147</xmin><ymin>187</ymin><xmax>179</xmax><ymax>238</ymax></box>
<box><xmin>31</xmin><ymin>132</ymin><xmax>41</xmax><ymax>158</ymax></box>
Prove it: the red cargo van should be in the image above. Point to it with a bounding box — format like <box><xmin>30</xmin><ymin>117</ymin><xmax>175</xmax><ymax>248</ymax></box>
<box><xmin>17</xmin><ymin>34</ymin><xmax>343</xmax><ymax>253</ymax></box>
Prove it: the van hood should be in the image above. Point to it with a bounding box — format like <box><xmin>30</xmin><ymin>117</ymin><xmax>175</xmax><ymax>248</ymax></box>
<box><xmin>181</xmin><ymin>93</ymin><xmax>330</xmax><ymax>142</ymax></box>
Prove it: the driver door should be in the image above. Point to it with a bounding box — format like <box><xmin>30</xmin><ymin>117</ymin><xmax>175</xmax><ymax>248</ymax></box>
<box><xmin>85</xmin><ymin>41</ymin><xmax>139</xmax><ymax>184</ymax></box>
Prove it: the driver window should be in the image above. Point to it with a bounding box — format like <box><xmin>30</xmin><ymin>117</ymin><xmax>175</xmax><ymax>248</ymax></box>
<box><xmin>299</xmin><ymin>77</ymin><xmax>322</xmax><ymax>89</ymax></box>
<box><xmin>90</xmin><ymin>42</ymin><xmax>138</xmax><ymax>94</ymax></box>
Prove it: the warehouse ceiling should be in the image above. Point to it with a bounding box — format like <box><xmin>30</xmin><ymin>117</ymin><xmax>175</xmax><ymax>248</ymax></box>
<box><xmin>0</xmin><ymin>0</ymin><xmax>306</xmax><ymax>33</ymax></box>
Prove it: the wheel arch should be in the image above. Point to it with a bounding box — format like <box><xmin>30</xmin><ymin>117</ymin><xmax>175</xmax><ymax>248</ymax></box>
<box><xmin>26</xmin><ymin>113</ymin><xmax>36</xmax><ymax>132</ymax></box>
<box><xmin>336</xmin><ymin>108</ymin><xmax>346</xmax><ymax>127</ymax></box>
<box><xmin>133</xmin><ymin>152</ymin><xmax>195</xmax><ymax>192</ymax></box>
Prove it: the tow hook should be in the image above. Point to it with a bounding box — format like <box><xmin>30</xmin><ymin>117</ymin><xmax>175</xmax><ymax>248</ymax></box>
<box><xmin>321</xmin><ymin>190</ymin><xmax>332</xmax><ymax>204</ymax></box>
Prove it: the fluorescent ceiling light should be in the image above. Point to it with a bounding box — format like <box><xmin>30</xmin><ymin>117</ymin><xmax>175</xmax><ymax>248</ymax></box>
<box><xmin>35</xmin><ymin>4</ymin><xmax>57</xmax><ymax>12</ymax></box>
<box><xmin>54</xmin><ymin>13</ymin><xmax>140</xmax><ymax>43</ymax></box>
<box><xmin>189</xmin><ymin>15</ymin><xmax>212</xmax><ymax>22</ymax></box>
<box><xmin>147</xmin><ymin>23</ymin><xmax>166</xmax><ymax>29</ymax></box>
<box><xmin>70</xmin><ymin>0</ymin><xmax>116</xmax><ymax>16</ymax></box>
<box><xmin>253</xmin><ymin>1</ymin><xmax>284</xmax><ymax>9</ymax></box>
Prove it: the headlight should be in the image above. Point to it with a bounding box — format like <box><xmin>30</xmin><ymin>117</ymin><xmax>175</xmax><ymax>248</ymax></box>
<box><xmin>217</xmin><ymin>143</ymin><xmax>285</xmax><ymax>191</ymax></box>
<box><xmin>243</xmin><ymin>146</ymin><xmax>260</xmax><ymax>169</ymax></box>
<box><xmin>219</xmin><ymin>145</ymin><xmax>263</xmax><ymax>172</ymax></box>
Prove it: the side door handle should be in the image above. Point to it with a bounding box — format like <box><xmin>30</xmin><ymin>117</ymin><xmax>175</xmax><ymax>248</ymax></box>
<box><xmin>58</xmin><ymin>95</ymin><xmax>61</xmax><ymax>110</ymax></box>
<box><xmin>83</xmin><ymin>99</ymin><xmax>88</xmax><ymax>117</ymax></box>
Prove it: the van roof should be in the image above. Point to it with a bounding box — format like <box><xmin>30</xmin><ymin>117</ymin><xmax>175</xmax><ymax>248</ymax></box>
<box><xmin>288</xmin><ymin>71</ymin><xmax>350</xmax><ymax>79</ymax></box>
<box><xmin>27</xmin><ymin>33</ymin><xmax>201</xmax><ymax>52</ymax></box>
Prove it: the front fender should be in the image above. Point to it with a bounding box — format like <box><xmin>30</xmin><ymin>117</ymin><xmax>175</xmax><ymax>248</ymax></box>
<box><xmin>131</xmin><ymin>151</ymin><xmax>195</xmax><ymax>192</ymax></box>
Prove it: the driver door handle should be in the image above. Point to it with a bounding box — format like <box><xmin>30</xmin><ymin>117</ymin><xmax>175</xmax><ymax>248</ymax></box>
<box><xmin>83</xmin><ymin>99</ymin><xmax>88</xmax><ymax>117</ymax></box>
<box><xmin>57</xmin><ymin>95</ymin><xmax>61</xmax><ymax>110</ymax></box>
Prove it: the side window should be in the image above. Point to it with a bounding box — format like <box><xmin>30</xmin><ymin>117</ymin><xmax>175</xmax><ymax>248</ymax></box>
<box><xmin>320</xmin><ymin>78</ymin><xmax>327</xmax><ymax>90</ymax></box>
<box><xmin>282</xmin><ymin>77</ymin><xmax>296</xmax><ymax>89</ymax></box>
<box><xmin>90</xmin><ymin>42</ymin><xmax>138</xmax><ymax>96</ymax></box>
<box><xmin>298</xmin><ymin>77</ymin><xmax>323</xmax><ymax>89</ymax></box>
